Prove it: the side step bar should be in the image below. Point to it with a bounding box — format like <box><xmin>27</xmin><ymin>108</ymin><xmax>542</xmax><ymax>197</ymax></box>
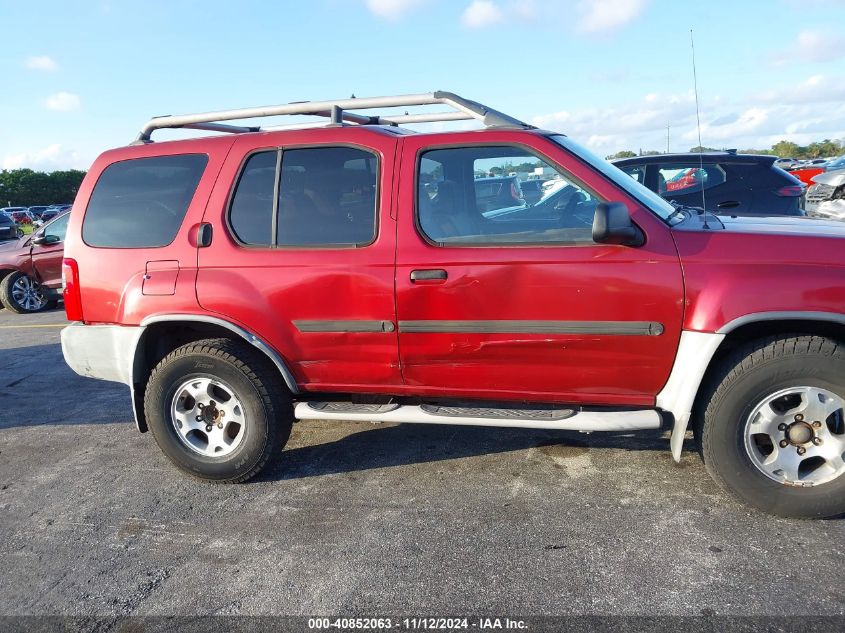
<box><xmin>294</xmin><ymin>402</ymin><xmax>661</xmax><ymax>432</ymax></box>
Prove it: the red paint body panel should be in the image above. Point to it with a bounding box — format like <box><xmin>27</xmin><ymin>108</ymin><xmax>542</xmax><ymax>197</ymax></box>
<box><xmin>63</xmin><ymin>123</ymin><xmax>845</xmax><ymax>408</ymax></box>
<box><xmin>790</xmin><ymin>167</ymin><xmax>825</xmax><ymax>187</ymax></box>
<box><xmin>673</xmin><ymin>229</ymin><xmax>845</xmax><ymax>332</ymax></box>
<box><xmin>63</xmin><ymin>135</ymin><xmax>236</xmax><ymax>325</ymax></box>
<box><xmin>395</xmin><ymin>132</ymin><xmax>684</xmax><ymax>404</ymax></box>
<box><xmin>195</xmin><ymin>127</ymin><xmax>403</xmax><ymax>388</ymax></box>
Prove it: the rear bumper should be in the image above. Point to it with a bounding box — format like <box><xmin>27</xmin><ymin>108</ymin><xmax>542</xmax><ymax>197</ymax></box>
<box><xmin>61</xmin><ymin>322</ymin><xmax>143</xmax><ymax>385</ymax></box>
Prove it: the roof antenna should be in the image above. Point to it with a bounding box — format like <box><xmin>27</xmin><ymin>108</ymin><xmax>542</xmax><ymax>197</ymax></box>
<box><xmin>690</xmin><ymin>29</ymin><xmax>710</xmax><ymax>229</ymax></box>
<box><xmin>690</xmin><ymin>28</ymin><xmax>710</xmax><ymax>229</ymax></box>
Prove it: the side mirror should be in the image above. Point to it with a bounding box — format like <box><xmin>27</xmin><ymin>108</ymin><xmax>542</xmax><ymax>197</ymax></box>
<box><xmin>32</xmin><ymin>234</ymin><xmax>60</xmax><ymax>246</ymax></box>
<box><xmin>592</xmin><ymin>202</ymin><xmax>644</xmax><ymax>247</ymax></box>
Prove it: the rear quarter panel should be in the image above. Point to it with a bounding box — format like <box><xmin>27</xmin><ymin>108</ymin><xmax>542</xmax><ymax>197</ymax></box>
<box><xmin>64</xmin><ymin>136</ymin><xmax>236</xmax><ymax>324</ymax></box>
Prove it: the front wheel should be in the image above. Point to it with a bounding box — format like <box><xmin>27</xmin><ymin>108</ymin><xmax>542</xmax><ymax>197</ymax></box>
<box><xmin>697</xmin><ymin>335</ymin><xmax>845</xmax><ymax>519</ymax></box>
<box><xmin>0</xmin><ymin>271</ymin><xmax>57</xmax><ymax>313</ymax></box>
<box><xmin>144</xmin><ymin>338</ymin><xmax>294</xmax><ymax>483</ymax></box>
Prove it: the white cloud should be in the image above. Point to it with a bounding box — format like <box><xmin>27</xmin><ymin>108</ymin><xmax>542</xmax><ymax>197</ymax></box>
<box><xmin>531</xmin><ymin>82</ymin><xmax>845</xmax><ymax>157</ymax></box>
<box><xmin>25</xmin><ymin>55</ymin><xmax>58</xmax><ymax>71</ymax></box>
<box><xmin>462</xmin><ymin>0</ymin><xmax>504</xmax><ymax>28</ymax></box>
<box><xmin>365</xmin><ymin>0</ymin><xmax>427</xmax><ymax>20</ymax></box>
<box><xmin>772</xmin><ymin>29</ymin><xmax>845</xmax><ymax>65</ymax></box>
<box><xmin>2</xmin><ymin>144</ymin><xmax>87</xmax><ymax>171</ymax></box>
<box><xmin>577</xmin><ymin>0</ymin><xmax>648</xmax><ymax>33</ymax></box>
<box><xmin>44</xmin><ymin>92</ymin><xmax>81</xmax><ymax>112</ymax></box>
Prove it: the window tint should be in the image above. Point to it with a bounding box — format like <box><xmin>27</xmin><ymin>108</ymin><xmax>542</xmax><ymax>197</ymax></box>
<box><xmin>657</xmin><ymin>164</ymin><xmax>726</xmax><ymax>196</ymax></box>
<box><xmin>82</xmin><ymin>154</ymin><xmax>207</xmax><ymax>248</ymax></box>
<box><xmin>227</xmin><ymin>146</ymin><xmax>378</xmax><ymax>247</ymax></box>
<box><xmin>277</xmin><ymin>147</ymin><xmax>377</xmax><ymax>246</ymax></box>
<box><xmin>418</xmin><ymin>146</ymin><xmax>601</xmax><ymax>246</ymax></box>
<box><xmin>620</xmin><ymin>164</ymin><xmax>646</xmax><ymax>184</ymax></box>
<box><xmin>43</xmin><ymin>213</ymin><xmax>69</xmax><ymax>242</ymax></box>
<box><xmin>229</xmin><ymin>151</ymin><xmax>277</xmax><ymax>246</ymax></box>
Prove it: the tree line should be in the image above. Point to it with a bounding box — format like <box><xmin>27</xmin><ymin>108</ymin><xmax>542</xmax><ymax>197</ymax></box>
<box><xmin>606</xmin><ymin>138</ymin><xmax>845</xmax><ymax>161</ymax></box>
<box><xmin>0</xmin><ymin>169</ymin><xmax>87</xmax><ymax>207</ymax></box>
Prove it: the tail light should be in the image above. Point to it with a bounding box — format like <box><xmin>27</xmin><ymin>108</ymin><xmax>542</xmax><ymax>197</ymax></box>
<box><xmin>775</xmin><ymin>185</ymin><xmax>805</xmax><ymax>197</ymax></box>
<box><xmin>62</xmin><ymin>258</ymin><xmax>84</xmax><ymax>322</ymax></box>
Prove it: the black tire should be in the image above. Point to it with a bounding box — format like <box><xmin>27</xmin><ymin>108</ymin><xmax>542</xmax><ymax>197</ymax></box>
<box><xmin>696</xmin><ymin>335</ymin><xmax>845</xmax><ymax>519</ymax></box>
<box><xmin>144</xmin><ymin>337</ymin><xmax>293</xmax><ymax>483</ymax></box>
<box><xmin>0</xmin><ymin>271</ymin><xmax>56</xmax><ymax>314</ymax></box>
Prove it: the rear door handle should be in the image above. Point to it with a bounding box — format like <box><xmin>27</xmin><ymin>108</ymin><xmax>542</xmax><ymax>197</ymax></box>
<box><xmin>410</xmin><ymin>269</ymin><xmax>447</xmax><ymax>282</ymax></box>
<box><xmin>716</xmin><ymin>200</ymin><xmax>740</xmax><ymax>209</ymax></box>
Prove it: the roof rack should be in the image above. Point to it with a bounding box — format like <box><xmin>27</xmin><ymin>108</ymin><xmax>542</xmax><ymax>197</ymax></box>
<box><xmin>134</xmin><ymin>91</ymin><xmax>531</xmax><ymax>143</ymax></box>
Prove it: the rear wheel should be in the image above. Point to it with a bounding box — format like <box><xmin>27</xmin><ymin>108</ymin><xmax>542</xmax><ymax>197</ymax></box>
<box><xmin>0</xmin><ymin>271</ymin><xmax>57</xmax><ymax>313</ymax></box>
<box><xmin>144</xmin><ymin>338</ymin><xmax>294</xmax><ymax>483</ymax></box>
<box><xmin>697</xmin><ymin>335</ymin><xmax>845</xmax><ymax>519</ymax></box>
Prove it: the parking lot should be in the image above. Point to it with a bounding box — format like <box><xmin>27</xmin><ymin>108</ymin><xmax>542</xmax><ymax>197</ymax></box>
<box><xmin>0</xmin><ymin>307</ymin><xmax>843</xmax><ymax>620</ymax></box>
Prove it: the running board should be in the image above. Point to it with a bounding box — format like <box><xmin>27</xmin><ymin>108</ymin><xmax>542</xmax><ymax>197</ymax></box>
<box><xmin>294</xmin><ymin>402</ymin><xmax>661</xmax><ymax>431</ymax></box>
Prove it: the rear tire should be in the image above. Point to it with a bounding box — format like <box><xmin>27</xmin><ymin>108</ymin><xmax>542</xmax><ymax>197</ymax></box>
<box><xmin>144</xmin><ymin>338</ymin><xmax>294</xmax><ymax>483</ymax></box>
<box><xmin>697</xmin><ymin>335</ymin><xmax>845</xmax><ymax>519</ymax></box>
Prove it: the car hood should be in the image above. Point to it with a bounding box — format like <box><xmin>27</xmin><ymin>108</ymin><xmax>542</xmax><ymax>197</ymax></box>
<box><xmin>811</xmin><ymin>168</ymin><xmax>845</xmax><ymax>187</ymax></box>
<box><xmin>717</xmin><ymin>214</ymin><xmax>845</xmax><ymax>237</ymax></box>
<box><xmin>672</xmin><ymin>212</ymin><xmax>845</xmax><ymax>238</ymax></box>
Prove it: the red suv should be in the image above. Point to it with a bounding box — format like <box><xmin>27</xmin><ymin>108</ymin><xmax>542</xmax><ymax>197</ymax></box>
<box><xmin>0</xmin><ymin>212</ymin><xmax>68</xmax><ymax>313</ymax></box>
<box><xmin>60</xmin><ymin>92</ymin><xmax>845</xmax><ymax>518</ymax></box>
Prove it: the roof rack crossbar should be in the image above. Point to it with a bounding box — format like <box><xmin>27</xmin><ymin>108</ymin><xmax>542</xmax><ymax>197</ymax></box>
<box><xmin>134</xmin><ymin>91</ymin><xmax>531</xmax><ymax>143</ymax></box>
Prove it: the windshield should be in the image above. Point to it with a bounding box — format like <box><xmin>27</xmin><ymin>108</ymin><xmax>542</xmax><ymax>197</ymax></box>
<box><xmin>548</xmin><ymin>135</ymin><xmax>676</xmax><ymax>221</ymax></box>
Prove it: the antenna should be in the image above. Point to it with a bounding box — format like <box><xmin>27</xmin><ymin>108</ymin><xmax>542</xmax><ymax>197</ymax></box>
<box><xmin>690</xmin><ymin>29</ymin><xmax>710</xmax><ymax>228</ymax></box>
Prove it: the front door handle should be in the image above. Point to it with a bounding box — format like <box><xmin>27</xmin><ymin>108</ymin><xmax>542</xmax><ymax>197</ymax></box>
<box><xmin>716</xmin><ymin>200</ymin><xmax>740</xmax><ymax>209</ymax></box>
<box><xmin>410</xmin><ymin>269</ymin><xmax>447</xmax><ymax>282</ymax></box>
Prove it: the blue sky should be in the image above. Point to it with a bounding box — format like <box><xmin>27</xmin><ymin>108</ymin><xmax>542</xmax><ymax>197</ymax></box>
<box><xmin>2</xmin><ymin>0</ymin><xmax>845</xmax><ymax>171</ymax></box>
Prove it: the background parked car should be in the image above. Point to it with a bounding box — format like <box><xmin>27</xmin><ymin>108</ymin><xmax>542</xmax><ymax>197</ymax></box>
<box><xmin>613</xmin><ymin>152</ymin><xmax>806</xmax><ymax>216</ymax></box>
<box><xmin>472</xmin><ymin>176</ymin><xmax>525</xmax><ymax>213</ymax></box>
<box><xmin>0</xmin><ymin>212</ymin><xmax>22</xmax><ymax>241</ymax></box>
<box><xmin>27</xmin><ymin>206</ymin><xmax>50</xmax><ymax>220</ymax></box>
<box><xmin>0</xmin><ymin>211</ymin><xmax>68</xmax><ymax>312</ymax></box>
<box><xmin>518</xmin><ymin>178</ymin><xmax>550</xmax><ymax>205</ymax></box>
<box><xmin>774</xmin><ymin>157</ymin><xmax>799</xmax><ymax>170</ymax></box>
<box><xmin>805</xmin><ymin>168</ymin><xmax>845</xmax><ymax>219</ymax></box>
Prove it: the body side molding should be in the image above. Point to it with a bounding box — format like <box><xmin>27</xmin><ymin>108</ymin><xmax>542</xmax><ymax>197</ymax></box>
<box><xmin>398</xmin><ymin>320</ymin><xmax>664</xmax><ymax>336</ymax></box>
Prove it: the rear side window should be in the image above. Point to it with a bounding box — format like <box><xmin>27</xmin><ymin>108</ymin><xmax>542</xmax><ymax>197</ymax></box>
<box><xmin>229</xmin><ymin>151</ymin><xmax>277</xmax><ymax>246</ymax></box>
<box><xmin>228</xmin><ymin>146</ymin><xmax>378</xmax><ymax>247</ymax></box>
<box><xmin>82</xmin><ymin>154</ymin><xmax>208</xmax><ymax>248</ymax></box>
<box><xmin>657</xmin><ymin>164</ymin><xmax>726</xmax><ymax>196</ymax></box>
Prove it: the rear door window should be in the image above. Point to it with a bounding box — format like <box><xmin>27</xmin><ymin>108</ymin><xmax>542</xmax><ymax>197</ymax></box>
<box><xmin>227</xmin><ymin>146</ymin><xmax>379</xmax><ymax>248</ymax></box>
<box><xmin>657</xmin><ymin>164</ymin><xmax>726</xmax><ymax>196</ymax></box>
<box><xmin>82</xmin><ymin>154</ymin><xmax>208</xmax><ymax>248</ymax></box>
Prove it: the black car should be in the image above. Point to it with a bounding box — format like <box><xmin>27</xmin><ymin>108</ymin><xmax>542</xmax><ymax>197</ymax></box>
<box><xmin>39</xmin><ymin>208</ymin><xmax>64</xmax><ymax>222</ymax></box>
<box><xmin>0</xmin><ymin>213</ymin><xmax>21</xmax><ymax>241</ymax></box>
<box><xmin>613</xmin><ymin>151</ymin><xmax>805</xmax><ymax>216</ymax></box>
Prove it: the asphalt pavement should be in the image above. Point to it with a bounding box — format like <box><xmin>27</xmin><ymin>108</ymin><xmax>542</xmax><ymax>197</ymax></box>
<box><xmin>0</xmin><ymin>307</ymin><xmax>843</xmax><ymax>623</ymax></box>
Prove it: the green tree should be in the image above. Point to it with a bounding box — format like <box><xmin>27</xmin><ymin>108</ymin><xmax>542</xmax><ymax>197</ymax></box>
<box><xmin>0</xmin><ymin>169</ymin><xmax>86</xmax><ymax>206</ymax></box>
<box><xmin>771</xmin><ymin>140</ymin><xmax>801</xmax><ymax>158</ymax></box>
<box><xmin>607</xmin><ymin>150</ymin><xmax>637</xmax><ymax>160</ymax></box>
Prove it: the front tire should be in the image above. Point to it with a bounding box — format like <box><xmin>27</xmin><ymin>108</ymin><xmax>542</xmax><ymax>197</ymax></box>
<box><xmin>697</xmin><ymin>335</ymin><xmax>845</xmax><ymax>519</ymax></box>
<box><xmin>0</xmin><ymin>271</ymin><xmax>57</xmax><ymax>313</ymax></box>
<box><xmin>144</xmin><ymin>338</ymin><xmax>294</xmax><ymax>483</ymax></box>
